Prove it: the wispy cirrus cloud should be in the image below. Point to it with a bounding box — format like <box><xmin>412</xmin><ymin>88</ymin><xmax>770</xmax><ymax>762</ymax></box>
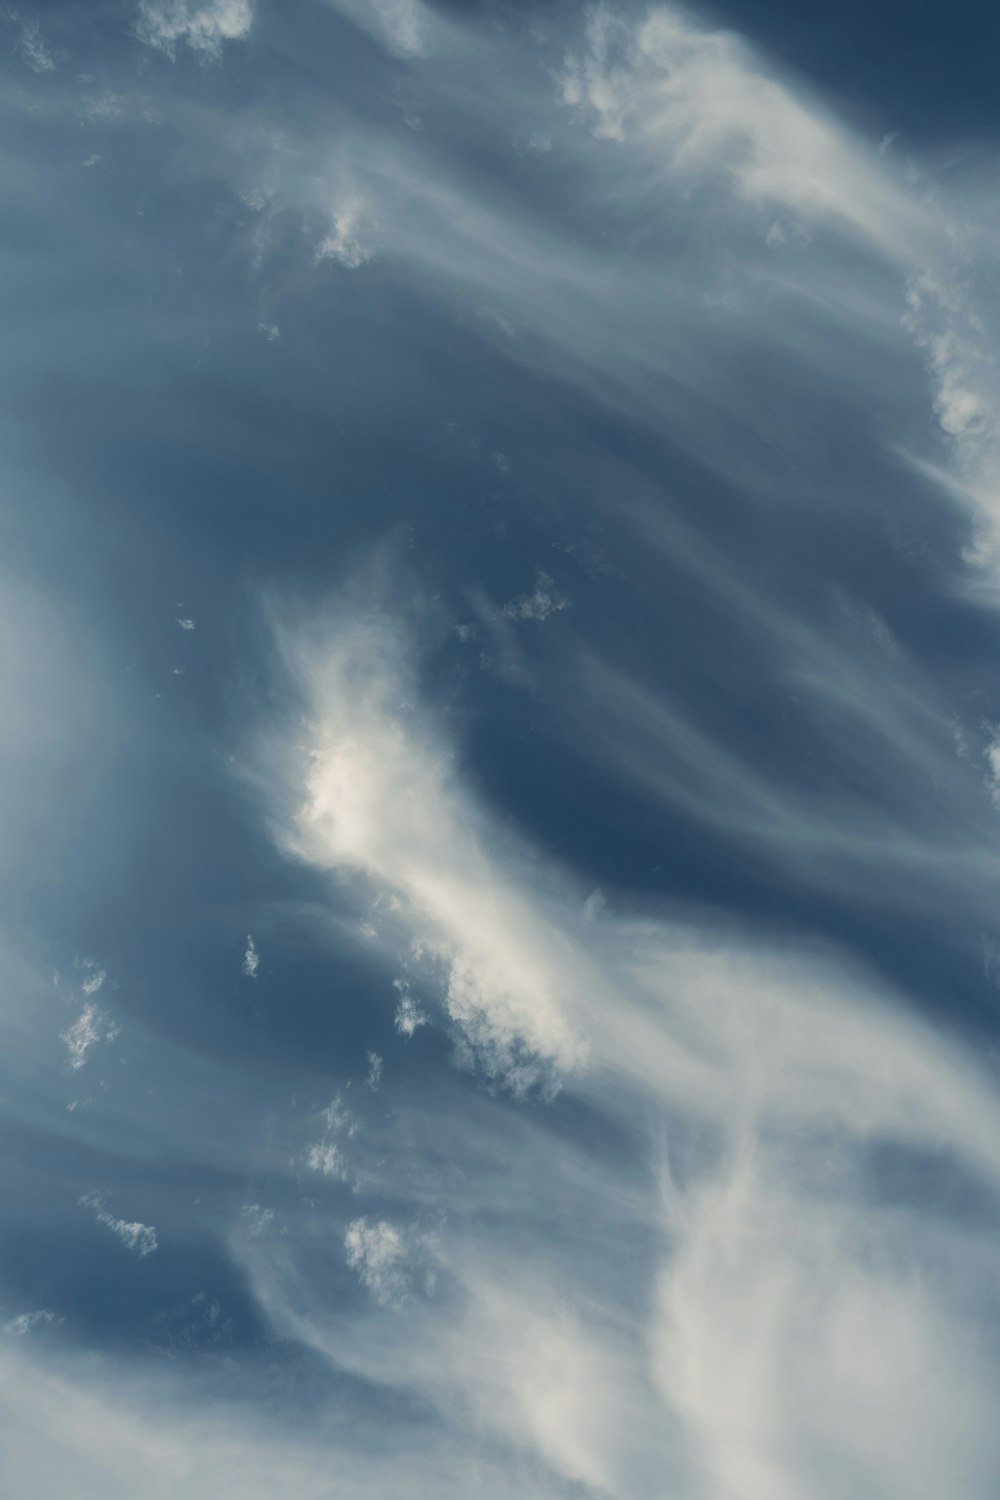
<box><xmin>6</xmin><ymin>2</ymin><xmax>1000</xmax><ymax>1496</ymax></box>
<box><xmin>233</xmin><ymin>579</ymin><xmax>1000</xmax><ymax>1496</ymax></box>
<box><xmin>135</xmin><ymin>0</ymin><xmax>253</xmax><ymax>59</ymax></box>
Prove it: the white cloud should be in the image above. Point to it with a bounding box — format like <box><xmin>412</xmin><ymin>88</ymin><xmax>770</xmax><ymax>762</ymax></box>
<box><xmin>324</xmin><ymin>0</ymin><xmax>430</xmax><ymax>59</ymax></box>
<box><xmin>80</xmin><ymin>1195</ymin><xmax>157</xmax><ymax>1258</ymax></box>
<box><xmin>240</xmin><ymin>1203</ymin><xmax>274</xmax><ymax>1238</ymax></box>
<box><xmin>393</xmin><ymin>979</ymin><xmax>427</xmax><ymax>1038</ymax></box>
<box><xmin>366</xmin><ymin>1050</ymin><xmax>383</xmax><ymax>1090</ymax></box>
<box><xmin>305</xmin><ymin>1141</ymin><xmax>346</xmax><ymax>1177</ymax></box>
<box><xmin>176</xmin><ymin>618</ymin><xmax>196</xmax><ymax>630</ymax></box>
<box><xmin>317</xmin><ymin>193</ymin><xmax>375</xmax><ymax>269</ymax></box>
<box><xmin>239</xmin><ymin>584</ymin><xmax>1000</xmax><ymax>1496</ymax></box>
<box><xmin>136</xmin><ymin>0</ymin><xmax>253</xmax><ymax>60</ymax></box>
<box><xmin>559</xmin><ymin>6</ymin><xmax>917</xmax><ymax>257</ymax></box>
<box><xmin>3</xmin><ymin>1311</ymin><xmax>54</xmax><ymax>1337</ymax></box>
<box><xmin>80</xmin><ymin>964</ymin><xmax>106</xmax><ymax>996</ymax></box>
<box><xmin>0</xmin><ymin>1341</ymin><xmax>550</xmax><ymax>1499</ymax></box>
<box><xmin>304</xmin><ymin>1095</ymin><xmax>358</xmax><ymax>1179</ymax></box>
<box><xmin>268</xmin><ymin>606</ymin><xmax>587</xmax><ymax>1093</ymax></box>
<box><xmin>61</xmin><ymin>1002</ymin><xmax>118</xmax><ymax>1070</ymax></box>
<box><xmin>899</xmin><ymin>258</ymin><xmax>1000</xmax><ymax>575</ymax></box>
<box><xmin>242</xmin><ymin>934</ymin><xmax>259</xmax><ymax>978</ymax></box>
<box><xmin>344</xmin><ymin>1218</ymin><xmax>408</xmax><ymax>1304</ymax></box>
<box><xmin>982</xmin><ymin>730</ymin><xmax>1000</xmax><ymax>810</ymax></box>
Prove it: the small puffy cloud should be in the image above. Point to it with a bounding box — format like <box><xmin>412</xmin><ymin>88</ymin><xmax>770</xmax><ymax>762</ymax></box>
<box><xmin>344</xmin><ymin>1217</ymin><xmax>408</xmax><ymax>1305</ymax></box>
<box><xmin>305</xmin><ymin>1141</ymin><xmax>347</xmax><ymax>1178</ymax></box>
<box><xmin>61</xmin><ymin>1002</ymin><xmax>118</xmax><ymax>1070</ymax></box>
<box><xmin>367</xmin><ymin>1051</ymin><xmax>383</xmax><ymax>1090</ymax></box>
<box><xmin>317</xmin><ymin>194</ymin><xmax>374</xmax><ymax>270</ymax></box>
<box><xmin>242</xmin><ymin>934</ymin><xmax>260</xmax><ymax>978</ymax></box>
<box><xmin>80</xmin><ymin>1194</ymin><xmax>157</xmax><ymax>1257</ymax></box>
<box><xmin>393</xmin><ymin>980</ymin><xmax>427</xmax><ymax>1038</ymax></box>
<box><xmin>176</xmin><ymin>617</ymin><xmax>196</xmax><ymax>631</ymax></box>
<box><xmin>104</xmin><ymin>1217</ymin><xmax>157</xmax><ymax>1256</ymax></box>
<box><xmin>256</xmin><ymin>322</ymin><xmax>280</xmax><ymax>342</ymax></box>
<box><xmin>305</xmin><ymin>1095</ymin><xmax>358</xmax><ymax>1179</ymax></box>
<box><xmin>502</xmin><ymin>571</ymin><xmax>569</xmax><ymax>623</ymax></box>
<box><xmin>321</xmin><ymin>1096</ymin><xmax>360</xmax><ymax>1138</ymax></box>
<box><xmin>136</xmin><ymin>0</ymin><xmax>253</xmax><ymax>60</ymax></box>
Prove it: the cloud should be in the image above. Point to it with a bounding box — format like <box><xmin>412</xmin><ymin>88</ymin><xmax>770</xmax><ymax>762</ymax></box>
<box><xmin>62</xmin><ymin>1002</ymin><xmax>118</xmax><ymax>1070</ymax></box>
<box><xmin>344</xmin><ymin>1218</ymin><xmax>408</xmax><ymax>1305</ymax></box>
<box><xmin>242</xmin><ymin>934</ymin><xmax>259</xmax><ymax>978</ymax></box>
<box><xmin>559</xmin><ymin>5</ymin><xmax>918</xmax><ymax>257</ymax></box>
<box><xmin>0</xmin><ymin>1341</ymin><xmax>556</xmax><ymax>1499</ymax></box>
<box><xmin>176</xmin><ymin>617</ymin><xmax>196</xmax><ymax>631</ymax></box>
<box><xmin>316</xmin><ymin>193</ymin><xmax>375</xmax><ymax>269</ymax></box>
<box><xmin>323</xmin><ymin>0</ymin><xmax>430</xmax><ymax>59</ymax></box>
<box><xmin>80</xmin><ymin>1195</ymin><xmax>158</xmax><ymax>1258</ymax></box>
<box><xmin>240</xmin><ymin>1204</ymin><xmax>274</xmax><ymax>1238</ymax></box>
<box><xmin>10</xmin><ymin>4</ymin><xmax>1000</xmax><ymax>1495</ymax></box>
<box><xmin>304</xmin><ymin>1095</ymin><xmax>358</xmax><ymax>1180</ymax></box>
<box><xmin>3</xmin><ymin>1311</ymin><xmax>55</xmax><ymax>1337</ymax></box>
<box><xmin>501</xmin><ymin>572</ymin><xmax>569</xmax><ymax>623</ymax></box>
<box><xmin>264</xmin><ymin>603</ymin><xmax>588</xmax><ymax>1093</ymax></box>
<box><xmin>79</xmin><ymin>961</ymin><xmax>107</xmax><ymax>997</ymax></box>
<box><xmin>393</xmin><ymin>979</ymin><xmax>427</xmax><ymax>1038</ymax></box>
<box><xmin>16</xmin><ymin>19</ymin><xmax>55</xmax><ymax>73</ymax></box>
<box><xmin>238</xmin><ymin>585</ymin><xmax>1000</xmax><ymax>1496</ymax></box>
<box><xmin>899</xmin><ymin>253</ymin><xmax>1000</xmax><ymax>576</ymax></box>
<box><xmin>135</xmin><ymin>0</ymin><xmax>253</xmax><ymax>60</ymax></box>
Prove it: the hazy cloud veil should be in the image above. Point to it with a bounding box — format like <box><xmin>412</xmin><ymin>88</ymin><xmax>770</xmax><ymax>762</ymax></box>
<box><xmin>3</xmin><ymin>1</ymin><xmax>1000</xmax><ymax>1496</ymax></box>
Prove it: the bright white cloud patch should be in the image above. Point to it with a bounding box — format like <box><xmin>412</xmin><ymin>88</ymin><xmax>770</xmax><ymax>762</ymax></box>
<box><xmin>324</xmin><ymin>0</ymin><xmax>430</xmax><ymax>59</ymax></box>
<box><xmin>136</xmin><ymin>0</ymin><xmax>253</xmax><ymax>59</ymax></box>
<box><xmin>344</xmin><ymin>1218</ymin><xmax>408</xmax><ymax>1305</ymax></box>
<box><xmin>240</xmin><ymin>584</ymin><xmax>1000</xmax><ymax>1496</ymax></box>
<box><xmin>80</xmin><ymin>1195</ymin><xmax>157</xmax><ymax>1258</ymax></box>
<box><xmin>61</xmin><ymin>1002</ymin><xmax>117</xmax><ymax>1070</ymax></box>
<box><xmin>273</xmin><ymin>610</ymin><xmax>588</xmax><ymax>1093</ymax></box>
<box><xmin>11</xmin><ymin>3</ymin><xmax>1000</xmax><ymax>1497</ymax></box>
<box><xmin>317</xmin><ymin>194</ymin><xmax>375</xmax><ymax>269</ymax></box>
<box><xmin>559</xmin><ymin>6</ymin><xmax>916</xmax><ymax>256</ymax></box>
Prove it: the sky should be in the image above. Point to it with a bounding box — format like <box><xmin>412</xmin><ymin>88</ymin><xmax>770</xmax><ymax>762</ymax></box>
<box><xmin>3</xmin><ymin>1</ymin><xmax>1000</xmax><ymax>1495</ymax></box>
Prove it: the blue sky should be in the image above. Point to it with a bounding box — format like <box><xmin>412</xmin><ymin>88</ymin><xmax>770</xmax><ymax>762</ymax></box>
<box><xmin>3</xmin><ymin>1</ymin><xmax>1000</xmax><ymax>1495</ymax></box>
